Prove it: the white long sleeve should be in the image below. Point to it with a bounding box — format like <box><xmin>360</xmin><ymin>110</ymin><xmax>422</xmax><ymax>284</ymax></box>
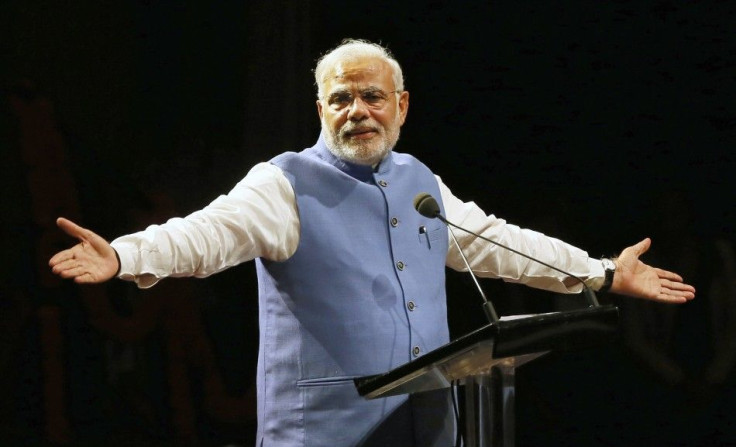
<box><xmin>437</xmin><ymin>176</ymin><xmax>604</xmax><ymax>293</ymax></box>
<box><xmin>112</xmin><ymin>162</ymin><xmax>299</xmax><ymax>288</ymax></box>
<box><xmin>113</xmin><ymin>161</ymin><xmax>604</xmax><ymax>292</ymax></box>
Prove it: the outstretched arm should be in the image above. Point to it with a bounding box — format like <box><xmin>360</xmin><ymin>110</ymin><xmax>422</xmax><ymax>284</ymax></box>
<box><xmin>610</xmin><ymin>238</ymin><xmax>696</xmax><ymax>303</ymax></box>
<box><xmin>48</xmin><ymin>217</ymin><xmax>119</xmax><ymax>284</ymax></box>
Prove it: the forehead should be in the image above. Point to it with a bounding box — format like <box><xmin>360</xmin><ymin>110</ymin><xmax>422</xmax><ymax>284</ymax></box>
<box><xmin>321</xmin><ymin>56</ymin><xmax>395</xmax><ymax>93</ymax></box>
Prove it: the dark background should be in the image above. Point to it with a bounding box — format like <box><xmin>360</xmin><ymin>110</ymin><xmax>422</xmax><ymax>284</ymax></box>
<box><xmin>2</xmin><ymin>1</ymin><xmax>735</xmax><ymax>446</ymax></box>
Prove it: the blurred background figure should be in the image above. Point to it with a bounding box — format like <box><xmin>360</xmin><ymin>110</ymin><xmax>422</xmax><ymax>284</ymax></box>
<box><xmin>618</xmin><ymin>189</ymin><xmax>736</xmax><ymax>445</ymax></box>
<box><xmin>2</xmin><ymin>79</ymin><xmax>258</xmax><ymax>446</ymax></box>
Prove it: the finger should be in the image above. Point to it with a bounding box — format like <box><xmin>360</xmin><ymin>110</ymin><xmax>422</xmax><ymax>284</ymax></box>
<box><xmin>658</xmin><ymin>292</ymin><xmax>693</xmax><ymax>302</ymax></box>
<box><xmin>49</xmin><ymin>243</ymin><xmax>87</xmax><ymax>267</ymax></box>
<box><xmin>654</xmin><ymin>268</ymin><xmax>684</xmax><ymax>282</ymax></box>
<box><xmin>662</xmin><ymin>286</ymin><xmax>695</xmax><ymax>298</ymax></box>
<box><xmin>632</xmin><ymin>237</ymin><xmax>652</xmax><ymax>257</ymax></box>
<box><xmin>58</xmin><ymin>218</ymin><xmax>111</xmax><ymax>254</ymax></box>
<box><xmin>74</xmin><ymin>273</ymin><xmax>98</xmax><ymax>284</ymax></box>
<box><xmin>666</xmin><ymin>288</ymin><xmax>696</xmax><ymax>300</ymax></box>
<box><xmin>659</xmin><ymin>284</ymin><xmax>696</xmax><ymax>301</ymax></box>
<box><xmin>56</xmin><ymin>265</ymin><xmax>90</xmax><ymax>280</ymax></box>
<box><xmin>660</xmin><ymin>276</ymin><xmax>696</xmax><ymax>292</ymax></box>
<box><xmin>49</xmin><ymin>248</ymin><xmax>75</xmax><ymax>266</ymax></box>
<box><xmin>50</xmin><ymin>257</ymin><xmax>80</xmax><ymax>274</ymax></box>
<box><xmin>655</xmin><ymin>294</ymin><xmax>689</xmax><ymax>304</ymax></box>
<box><xmin>668</xmin><ymin>283</ymin><xmax>696</xmax><ymax>294</ymax></box>
<box><xmin>51</xmin><ymin>253</ymin><xmax>97</xmax><ymax>275</ymax></box>
<box><xmin>56</xmin><ymin>217</ymin><xmax>89</xmax><ymax>241</ymax></box>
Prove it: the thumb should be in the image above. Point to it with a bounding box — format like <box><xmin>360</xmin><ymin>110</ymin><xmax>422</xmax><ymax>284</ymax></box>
<box><xmin>56</xmin><ymin>217</ymin><xmax>110</xmax><ymax>252</ymax></box>
<box><xmin>632</xmin><ymin>237</ymin><xmax>652</xmax><ymax>257</ymax></box>
<box><xmin>56</xmin><ymin>217</ymin><xmax>88</xmax><ymax>241</ymax></box>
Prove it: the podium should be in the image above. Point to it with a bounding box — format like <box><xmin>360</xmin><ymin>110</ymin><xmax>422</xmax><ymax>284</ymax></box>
<box><xmin>354</xmin><ymin>305</ymin><xmax>619</xmax><ymax>446</ymax></box>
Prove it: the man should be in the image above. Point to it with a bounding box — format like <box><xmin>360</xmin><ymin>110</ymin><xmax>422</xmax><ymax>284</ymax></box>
<box><xmin>50</xmin><ymin>39</ymin><xmax>695</xmax><ymax>446</ymax></box>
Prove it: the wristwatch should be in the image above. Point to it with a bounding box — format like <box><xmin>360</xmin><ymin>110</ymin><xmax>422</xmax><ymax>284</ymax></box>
<box><xmin>600</xmin><ymin>258</ymin><xmax>616</xmax><ymax>292</ymax></box>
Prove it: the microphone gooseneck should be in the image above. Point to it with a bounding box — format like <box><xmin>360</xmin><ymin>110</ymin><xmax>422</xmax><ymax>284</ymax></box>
<box><xmin>414</xmin><ymin>193</ymin><xmax>499</xmax><ymax>323</ymax></box>
<box><xmin>412</xmin><ymin>192</ymin><xmax>600</xmax><ymax>310</ymax></box>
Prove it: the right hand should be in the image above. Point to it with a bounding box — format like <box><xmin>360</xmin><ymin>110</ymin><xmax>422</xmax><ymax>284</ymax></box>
<box><xmin>49</xmin><ymin>217</ymin><xmax>119</xmax><ymax>284</ymax></box>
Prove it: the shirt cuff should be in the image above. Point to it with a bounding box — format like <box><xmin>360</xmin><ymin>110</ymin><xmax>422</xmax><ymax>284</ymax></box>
<box><xmin>111</xmin><ymin>240</ymin><xmax>160</xmax><ymax>289</ymax></box>
<box><xmin>585</xmin><ymin>258</ymin><xmax>606</xmax><ymax>291</ymax></box>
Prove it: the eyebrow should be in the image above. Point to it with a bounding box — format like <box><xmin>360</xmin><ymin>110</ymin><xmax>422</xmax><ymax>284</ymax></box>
<box><xmin>326</xmin><ymin>86</ymin><xmax>387</xmax><ymax>100</ymax></box>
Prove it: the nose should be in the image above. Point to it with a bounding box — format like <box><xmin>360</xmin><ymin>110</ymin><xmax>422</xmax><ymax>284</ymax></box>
<box><xmin>346</xmin><ymin>96</ymin><xmax>369</xmax><ymax>121</ymax></box>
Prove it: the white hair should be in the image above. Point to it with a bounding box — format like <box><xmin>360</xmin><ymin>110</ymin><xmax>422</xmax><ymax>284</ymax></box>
<box><xmin>314</xmin><ymin>38</ymin><xmax>404</xmax><ymax>99</ymax></box>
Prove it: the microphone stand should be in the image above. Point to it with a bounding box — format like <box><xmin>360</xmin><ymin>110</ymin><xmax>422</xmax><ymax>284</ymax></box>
<box><xmin>446</xmin><ymin>225</ymin><xmax>500</xmax><ymax>323</ymax></box>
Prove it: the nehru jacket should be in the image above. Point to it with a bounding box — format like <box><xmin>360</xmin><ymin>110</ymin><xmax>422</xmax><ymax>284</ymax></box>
<box><xmin>255</xmin><ymin>139</ymin><xmax>454</xmax><ymax>446</ymax></box>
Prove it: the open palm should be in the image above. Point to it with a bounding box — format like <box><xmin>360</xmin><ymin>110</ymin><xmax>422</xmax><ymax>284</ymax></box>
<box><xmin>49</xmin><ymin>217</ymin><xmax>119</xmax><ymax>284</ymax></box>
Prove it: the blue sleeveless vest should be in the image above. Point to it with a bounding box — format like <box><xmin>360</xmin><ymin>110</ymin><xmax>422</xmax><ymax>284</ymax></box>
<box><xmin>255</xmin><ymin>137</ymin><xmax>453</xmax><ymax>446</ymax></box>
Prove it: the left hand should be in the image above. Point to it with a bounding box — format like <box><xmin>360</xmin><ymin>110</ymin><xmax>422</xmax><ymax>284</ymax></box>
<box><xmin>609</xmin><ymin>238</ymin><xmax>696</xmax><ymax>303</ymax></box>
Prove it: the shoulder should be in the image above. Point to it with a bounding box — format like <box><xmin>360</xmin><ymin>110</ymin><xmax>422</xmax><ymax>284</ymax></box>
<box><xmin>391</xmin><ymin>150</ymin><xmax>432</xmax><ymax>170</ymax></box>
<box><xmin>270</xmin><ymin>146</ymin><xmax>322</xmax><ymax>169</ymax></box>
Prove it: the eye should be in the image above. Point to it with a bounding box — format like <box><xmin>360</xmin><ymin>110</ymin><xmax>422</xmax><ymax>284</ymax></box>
<box><xmin>328</xmin><ymin>92</ymin><xmax>352</xmax><ymax>108</ymax></box>
<box><xmin>361</xmin><ymin>92</ymin><xmax>386</xmax><ymax>105</ymax></box>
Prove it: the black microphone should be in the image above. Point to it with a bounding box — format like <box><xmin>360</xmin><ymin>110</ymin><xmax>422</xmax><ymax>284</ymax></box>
<box><xmin>413</xmin><ymin>192</ymin><xmax>600</xmax><ymax>312</ymax></box>
<box><xmin>414</xmin><ymin>192</ymin><xmax>441</xmax><ymax>219</ymax></box>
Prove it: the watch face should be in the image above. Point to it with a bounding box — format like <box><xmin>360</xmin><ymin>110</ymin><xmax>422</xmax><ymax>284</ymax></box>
<box><xmin>602</xmin><ymin>259</ymin><xmax>616</xmax><ymax>271</ymax></box>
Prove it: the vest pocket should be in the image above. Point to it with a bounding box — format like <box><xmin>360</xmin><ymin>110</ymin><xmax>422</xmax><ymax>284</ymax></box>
<box><xmin>417</xmin><ymin>225</ymin><xmax>445</xmax><ymax>249</ymax></box>
<box><xmin>295</xmin><ymin>375</ymin><xmax>359</xmax><ymax>388</ymax></box>
<box><xmin>296</xmin><ymin>375</ymin><xmax>405</xmax><ymax>445</ymax></box>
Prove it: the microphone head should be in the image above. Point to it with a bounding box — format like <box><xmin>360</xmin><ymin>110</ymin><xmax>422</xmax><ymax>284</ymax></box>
<box><xmin>413</xmin><ymin>192</ymin><xmax>440</xmax><ymax>218</ymax></box>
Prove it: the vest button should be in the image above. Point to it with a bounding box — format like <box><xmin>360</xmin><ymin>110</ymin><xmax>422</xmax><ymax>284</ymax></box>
<box><xmin>412</xmin><ymin>346</ymin><xmax>421</xmax><ymax>357</ymax></box>
<box><xmin>396</xmin><ymin>261</ymin><xmax>404</xmax><ymax>271</ymax></box>
<box><xmin>378</xmin><ymin>180</ymin><xmax>388</xmax><ymax>187</ymax></box>
<box><xmin>390</xmin><ymin>217</ymin><xmax>399</xmax><ymax>227</ymax></box>
<box><xmin>407</xmin><ymin>301</ymin><xmax>415</xmax><ymax>311</ymax></box>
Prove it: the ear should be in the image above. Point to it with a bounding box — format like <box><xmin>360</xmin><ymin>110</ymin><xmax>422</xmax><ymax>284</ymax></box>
<box><xmin>398</xmin><ymin>90</ymin><xmax>409</xmax><ymax>126</ymax></box>
<box><xmin>316</xmin><ymin>99</ymin><xmax>324</xmax><ymax>120</ymax></box>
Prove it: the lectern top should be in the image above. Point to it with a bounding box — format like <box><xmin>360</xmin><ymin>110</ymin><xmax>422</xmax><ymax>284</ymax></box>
<box><xmin>355</xmin><ymin>305</ymin><xmax>619</xmax><ymax>399</ymax></box>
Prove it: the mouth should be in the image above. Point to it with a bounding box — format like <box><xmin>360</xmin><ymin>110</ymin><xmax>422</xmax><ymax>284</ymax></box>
<box><xmin>344</xmin><ymin>127</ymin><xmax>378</xmax><ymax>140</ymax></box>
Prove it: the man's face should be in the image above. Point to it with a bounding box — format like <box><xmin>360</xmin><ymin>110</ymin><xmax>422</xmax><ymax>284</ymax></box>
<box><xmin>317</xmin><ymin>56</ymin><xmax>409</xmax><ymax>166</ymax></box>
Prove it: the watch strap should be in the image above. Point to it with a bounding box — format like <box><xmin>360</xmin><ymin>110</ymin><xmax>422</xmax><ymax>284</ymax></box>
<box><xmin>600</xmin><ymin>258</ymin><xmax>616</xmax><ymax>292</ymax></box>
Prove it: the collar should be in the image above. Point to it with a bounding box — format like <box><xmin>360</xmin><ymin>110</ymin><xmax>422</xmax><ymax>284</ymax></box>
<box><xmin>314</xmin><ymin>133</ymin><xmax>393</xmax><ymax>183</ymax></box>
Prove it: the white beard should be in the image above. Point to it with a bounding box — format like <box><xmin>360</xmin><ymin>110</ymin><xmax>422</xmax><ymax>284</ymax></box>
<box><xmin>321</xmin><ymin>117</ymin><xmax>401</xmax><ymax>166</ymax></box>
